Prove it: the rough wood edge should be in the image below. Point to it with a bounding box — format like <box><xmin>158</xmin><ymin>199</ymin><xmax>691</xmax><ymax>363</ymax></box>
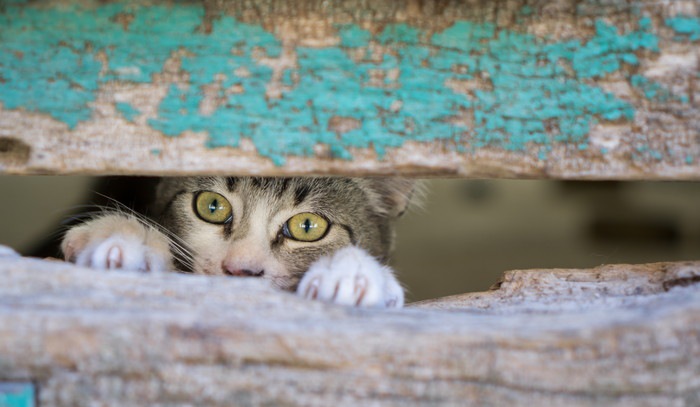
<box><xmin>1</xmin><ymin>250</ymin><xmax>699</xmax><ymax>406</ymax></box>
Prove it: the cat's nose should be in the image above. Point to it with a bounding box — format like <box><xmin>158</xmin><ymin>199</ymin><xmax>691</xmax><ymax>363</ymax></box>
<box><xmin>221</xmin><ymin>263</ymin><xmax>264</xmax><ymax>277</ymax></box>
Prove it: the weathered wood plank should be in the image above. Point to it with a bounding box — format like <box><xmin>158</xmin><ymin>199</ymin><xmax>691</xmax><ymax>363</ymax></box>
<box><xmin>1</xmin><ymin>249</ymin><xmax>700</xmax><ymax>406</ymax></box>
<box><xmin>0</xmin><ymin>0</ymin><xmax>698</xmax><ymax>178</ymax></box>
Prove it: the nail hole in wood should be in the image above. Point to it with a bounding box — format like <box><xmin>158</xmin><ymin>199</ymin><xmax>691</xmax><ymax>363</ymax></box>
<box><xmin>0</xmin><ymin>137</ymin><xmax>31</xmax><ymax>166</ymax></box>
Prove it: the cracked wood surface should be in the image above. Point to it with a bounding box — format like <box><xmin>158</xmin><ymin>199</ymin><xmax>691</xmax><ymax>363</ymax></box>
<box><xmin>0</xmin><ymin>0</ymin><xmax>698</xmax><ymax>178</ymax></box>
<box><xmin>1</xmin><ymin>252</ymin><xmax>700</xmax><ymax>406</ymax></box>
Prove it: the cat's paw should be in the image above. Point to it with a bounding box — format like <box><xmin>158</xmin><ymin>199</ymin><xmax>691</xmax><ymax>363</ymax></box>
<box><xmin>61</xmin><ymin>214</ymin><xmax>172</xmax><ymax>272</ymax></box>
<box><xmin>0</xmin><ymin>245</ymin><xmax>19</xmax><ymax>258</ymax></box>
<box><xmin>297</xmin><ymin>246</ymin><xmax>404</xmax><ymax>308</ymax></box>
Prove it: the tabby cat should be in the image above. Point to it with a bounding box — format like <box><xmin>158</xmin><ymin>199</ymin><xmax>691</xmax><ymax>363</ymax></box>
<box><xmin>61</xmin><ymin>177</ymin><xmax>415</xmax><ymax>308</ymax></box>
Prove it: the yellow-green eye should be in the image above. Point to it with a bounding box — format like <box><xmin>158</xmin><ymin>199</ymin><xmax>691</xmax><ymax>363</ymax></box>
<box><xmin>284</xmin><ymin>213</ymin><xmax>329</xmax><ymax>242</ymax></box>
<box><xmin>194</xmin><ymin>191</ymin><xmax>232</xmax><ymax>224</ymax></box>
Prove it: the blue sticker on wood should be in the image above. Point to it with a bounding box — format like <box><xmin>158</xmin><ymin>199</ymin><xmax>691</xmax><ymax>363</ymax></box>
<box><xmin>0</xmin><ymin>383</ymin><xmax>35</xmax><ymax>407</ymax></box>
<box><xmin>0</xmin><ymin>3</ymin><xmax>682</xmax><ymax>165</ymax></box>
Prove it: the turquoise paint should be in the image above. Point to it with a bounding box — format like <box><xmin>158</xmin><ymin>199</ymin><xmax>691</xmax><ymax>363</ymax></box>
<box><xmin>631</xmin><ymin>75</ymin><xmax>687</xmax><ymax>103</ymax></box>
<box><xmin>378</xmin><ymin>24</ymin><xmax>420</xmax><ymax>44</ymax></box>
<box><xmin>116</xmin><ymin>102</ymin><xmax>139</xmax><ymax>122</ymax></box>
<box><xmin>0</xmin><ymin>383</ymin><xmax>34</xmax><ymax>407</ymax></box>
<box><xmin>0</xmin><ymin>3</ymin><xmax>667</xmax><ymax>165</ymax></box>
<box><xmin>635</xmin><ymin>145</ymin><xmax>662</xmax><ymax>161</ymax></box>
<box><xmin>338</xmin><ymin>25</ymin><xmax>371</xmax><ymax>48</ymax></box>
<box><xmin>0</xmin><ymin>6</ymin><xmax>103</xmax><ymax>128</ymax></box>
<box><xmin>687</xmin><ymin>155</ymin><xmax>694</xmax><ymax>165</ymax></box>
<box><xmin>429</xmin><ymin>19</ymin><xmax>648</xmax><ymax>150</ymax></box>
<box><xmin>282</xmin><ymin>69</ymin><xmax>294</xmax><ymax>86</ymax></box>
<box><xmin>544</xmin><ymin>18</ymin><xmax>658</xmax><ymax>79</ymax></box>
<box><xmin>432</xmin><ymin>21</ymin><xmax>496</xmax><ymax>52</ymax></box>
<box><xmin>666</xmin><ymin>16</ymin><xmax>700</xmax><ymax>41</ymax></box>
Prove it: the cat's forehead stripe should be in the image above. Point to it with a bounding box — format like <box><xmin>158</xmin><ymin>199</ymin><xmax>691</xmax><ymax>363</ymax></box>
<box><xmin>226</xmin><ymin>177</ymin><xmax>236</xmax><ymax>192</ymax></box>
<box><xmin>244</xmin><ymin>177</ymin><xmax>291</xmax><ymax>198</ymax></box>
<box><xmin>250</xmin><ymin>177</ymin><xmax>277</xmax><ymax>190</ymax></box>
<box><xmin>249</xmin><ymin>177</ymin><xmax>263</xmax><ymax>188</ymax></box>
<box><xmin>262</xmin><ymin>178</ymin><xmax>291</xmax><ymax>200</ymax></box>
<box><xmin>276</xmin><ymin>178</ymin><xmax>291</xmax><ymax>199</ymax></box>
<box><xmin>293</xmin><ymin>183</ymin><xmax>312</xmax><ymax>206</ymax></box>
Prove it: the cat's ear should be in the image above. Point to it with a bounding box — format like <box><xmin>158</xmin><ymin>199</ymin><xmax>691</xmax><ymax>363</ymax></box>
<box><xmin>365</xmin><ymin>178</ymin><xmax>419</xmax><ymax>218</ymax></box>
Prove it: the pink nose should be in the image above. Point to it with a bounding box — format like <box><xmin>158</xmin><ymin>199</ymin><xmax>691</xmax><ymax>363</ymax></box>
<box><xmin>221</xmin><ymin>262</ymin><xmax>264</xmax><ymax>277</ymax></box>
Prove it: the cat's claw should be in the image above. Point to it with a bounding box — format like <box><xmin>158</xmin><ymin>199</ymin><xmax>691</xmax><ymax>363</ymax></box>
<box><xmin>297</xmin><ymin>246</ymin><xmax>404</xmax><ymax>309</ymax></box>
<box><xmin>106</xmin><ymin>245</ymin><xmax>123</xmax><ymax>269</ymax></box>
<box><xmin>62</xmin><ymin>214</ymin><xmax>172</xmax><ymax>273</ymax></box>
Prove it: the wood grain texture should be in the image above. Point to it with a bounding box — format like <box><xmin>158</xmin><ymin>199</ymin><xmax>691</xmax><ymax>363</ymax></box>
<box><xmin>1</xmin><ymin>250</ymin><xmax>700</xmax><ymax>406</ymax></box>
<box><xmin>0</xmin><ymin>0</ymin><xmax>698</xmax><ymax>178</ymax></box>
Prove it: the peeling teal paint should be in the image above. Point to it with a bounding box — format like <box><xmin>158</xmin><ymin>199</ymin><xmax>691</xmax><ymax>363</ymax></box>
<box><xmin>0</xmin><ymin>2</ymin><xmax>667</xmax><ymax>165</ymax></box>
<box><xmin>338</xmin><ymin>25</ymin><xmax>371</xmax><ymax>48</ymax></box>
<box><xmin>544</xmin><ymin>18</ymin><xmax>658</xmax><ymax>79</ymax></box>
<box><xmin>630</xmin><ymin>75</ymin><xmax>689</xmax><ymax>103</ymax></box>
<box><xmin>635</xmin><ymin>144</ymin><xmax>663</xmax><ymax>160</ymax></box>
<box><xmin>116</xmin><ymin>102</ymin><xmax>139</xmax><ymax>122</ymax></box>
<box><xmin>631</xmin><ymin>75</ymin><xmax>664</xmax><ymax>101</ymax></box>
<box><xmin>429</xmin><ymin>19</ymin><xmax>651</xmax><ymax>150</ymax></box>
<box><xmin>0</xmin><ymin>6</ymin><xmax>103</xmax><ymax>128</ymax></box>
<box><xmin>432</xmin><ymin>21</ymin><xmax>495</xmax><ymax>51</ymax></box>
<box><xmin>666</xmin><ymin>16</ymin><xmax>700</xmax><ymax>41</ymax></box>
<box><xmin>0</xmin><ymin>383</ymin><xmax>34</xmax><ymax>407</ymax></box>
<box><xmin>378</xmin><ymin>24</ymin><xmax>421</xmax><ymax>44</ymax></box>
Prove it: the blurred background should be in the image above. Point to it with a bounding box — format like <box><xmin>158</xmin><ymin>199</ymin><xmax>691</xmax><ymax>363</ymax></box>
<box><xmin>1</xmin><ymin>177</ymin><xmax>699</xmax><ymax>303</ymax></box>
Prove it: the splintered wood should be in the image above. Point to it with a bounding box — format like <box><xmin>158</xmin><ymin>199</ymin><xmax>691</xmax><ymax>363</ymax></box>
<box><xmin>1</xmin><ymin>254</ymin><xmax>699</xmax><ymax>406</ymax></box>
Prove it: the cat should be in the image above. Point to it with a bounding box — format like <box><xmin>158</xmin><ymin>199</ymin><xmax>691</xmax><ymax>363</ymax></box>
<box><xmin>61</xmin><ymin>177</ymin><xmax>415</xmax><ymax>308</ymax></box>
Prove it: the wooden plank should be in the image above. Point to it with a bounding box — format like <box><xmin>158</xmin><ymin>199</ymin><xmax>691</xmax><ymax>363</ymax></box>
<box><xmin>0</xmin><ymin>0</ymin><xmax>698</xmax><ymax>178</ymax></box>
<box><xmin>1</xmin><ymin>250</ymin><xmax>700</xmax><ymax>405</ymax></box>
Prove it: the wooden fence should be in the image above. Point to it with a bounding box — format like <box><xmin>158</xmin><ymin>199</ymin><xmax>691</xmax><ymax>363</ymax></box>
<box><xmin>0</xmin><ymin>0</ymin><xmax>699</xmax><ymax>405</ymax></box>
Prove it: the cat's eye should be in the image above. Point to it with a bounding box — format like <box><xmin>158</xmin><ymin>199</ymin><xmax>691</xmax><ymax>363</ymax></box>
<box><xmin>194</xmin><ymin>191</ymin><xmax>232</xmax><ymax>224</ymax></box>
<box><xmin>284</xmin><ymin>213</ymin><xmax>329</xmax><ymax>242</ymax></box>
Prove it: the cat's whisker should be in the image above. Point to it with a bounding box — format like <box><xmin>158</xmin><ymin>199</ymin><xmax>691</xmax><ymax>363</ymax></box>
<box><xmin>270</xmin><ymin>275</ymin><xmax>297</xmax><ymax>291</ymax></box>
<box><xmin>90</xmin><ymin>195</ymin><xmax>198</xmax><ymax>260</ymax></box>
<box><xmin>169</xmin><ymin>241</ymin><xmax>197</xmax><ymax>272</ymax></box>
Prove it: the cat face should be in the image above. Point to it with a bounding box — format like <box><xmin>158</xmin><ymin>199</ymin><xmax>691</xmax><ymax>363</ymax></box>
<box><xmin>155</xmin><ymin>177</ymin><xmax>413</xmax><ymax>290</ymax></box>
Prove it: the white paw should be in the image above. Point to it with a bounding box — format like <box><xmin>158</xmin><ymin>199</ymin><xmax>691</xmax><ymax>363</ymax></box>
<box><xmin>297</xmin><ymin>246</ymin><xmax>404</xmax><ymax>308</ymax></box>
<box><xmin>61</xmin><ymin>214</ymin><xmax>172</xmax><ymax>272</ymax></box>
<box><xmin>0</xmin><ymin>245</ymin><xmax>20</xmax><ymax>258</ymax></box>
